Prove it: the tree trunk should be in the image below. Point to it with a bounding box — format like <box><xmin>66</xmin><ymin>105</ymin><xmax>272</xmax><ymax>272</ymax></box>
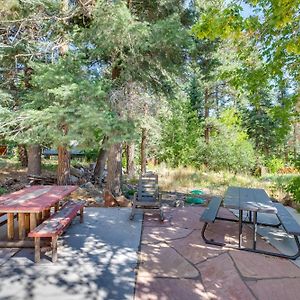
<box><xmin>126</xmin><ymin>142</ymin><xmax>135</xmax><ymax>179</ymax></box>
<box><xmin>204</xmin><ymin>87</ymin><xmax>210</xmax><ymax>144</ymax></box>
<box><xmin>27</xmin><ymin>144</ymin><xmax>41</xmax><ymax>176</ymax></box>
<box><xmin>17</xmin><ymin>144</ymin><xmax>28</xmax><ymax>167</ymax></box>
<box><xmin>141</xmin><ymin>128</ymin><xmax>147</xmax><ymax>174</ymax></box>
<box><xmin>56</xmin><ymin>0</ymin><xmax>71</xmax><ymax>186</ymax></box>
<box><xmin>94</xmin><ymin>136</ymin><xmax>109</xmax><ymax>185</ymax></box>
<box><xmin>294</xmin><ymin>98</ymin><xmax>300</xmax><ymax>160</ymax></box>
<box><xmin>106</xmin><ymin>143</ymin><xmax>122</xmax><ymax>196</ymax></box>
<box><xmin>57</xmin><ymin>145</ymin><xmax>70</xmax><ymax>185</ymax></box>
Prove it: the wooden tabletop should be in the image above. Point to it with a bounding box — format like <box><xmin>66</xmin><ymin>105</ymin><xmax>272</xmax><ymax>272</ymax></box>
<box><xmin>0</xmin><ymin>185</ymin><xmax>78</xmax><ymax>213</ymax></box>
<box><xmin>224</xmin><ymin>186</ymin><xmax>277</xmax><ymax>214</ymax></box>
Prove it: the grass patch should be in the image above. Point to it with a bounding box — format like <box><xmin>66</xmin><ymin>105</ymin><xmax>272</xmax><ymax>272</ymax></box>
<box><xmin>154</xmin><ymin>165</ymin><xmax>292</xmax><ymax>201</ymax></box>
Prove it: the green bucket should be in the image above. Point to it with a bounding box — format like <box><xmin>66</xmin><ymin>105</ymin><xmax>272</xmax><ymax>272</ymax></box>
<box><xmin>185</xmin><ymin>196</ymin><xmax>205</xmax><ymax>204</ymax></box>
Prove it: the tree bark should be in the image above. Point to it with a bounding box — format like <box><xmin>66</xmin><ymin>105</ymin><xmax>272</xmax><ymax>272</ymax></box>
<box><xmin>56</xmin><ymin>0</ymin><xmax>70</xmax><ymax>185</ymax></box>
<box><xmin>204</xmin><ymin>87</ymin><xmax>210</xmax><ymax>144</ymax></box>
<box><xmin>57</xmin><ymin>145</ymin><xmax>70</xmax><ymax>185</ymax></box>
<box><xmin>106</xmin><ymin>143</ymin><xmax>122</xmax><ymax>196</ymax></box>
<box><xmin>94</xmin><ymin>136</ymin><xmax>109</xmax><ymax>185</ymax></box>
<box><xmin>17</xmin><ymin>144</ymin><xmax>28</xmax><ymax>167</ymax></box>
<box><xmin>294</xmin><ymin>97</ymin><xmax>300</xmax><ymax>160</ymax></box>
<box><xmin>141</xmin><ymin>128</ymin><xmax>147</xmax><ymax>174</ymax></box>
<box><xmin>126</xmin><ymin>142</ymin><xmax>135</xmax><ymax>179</ymax></box>
<box><xmin>27</xmin><ymin>144</ymin><xmax>41</xmax><ymax>176</ymax></box>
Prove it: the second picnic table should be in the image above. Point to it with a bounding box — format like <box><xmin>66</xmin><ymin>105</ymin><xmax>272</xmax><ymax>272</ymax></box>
<box><xmin>0</xmin><ymin>185</ymin><xmax>77</xmax><ymax>246</ymax></box>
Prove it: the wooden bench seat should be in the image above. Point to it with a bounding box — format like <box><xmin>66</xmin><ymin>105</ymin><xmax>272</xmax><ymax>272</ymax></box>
<box><xmin>200</xmin><ymin>197</ymin><xmax>222</xmax><ymax>223</ymax></box>
<box><xmin>28</xmin><ymin>200</ymin><xmax>84</xmax><ymax>263</ymax></box>
<box><xmin>273</xmin><ymin>202</ymin><xmax>300</xmax><ymax>236</ymax></box>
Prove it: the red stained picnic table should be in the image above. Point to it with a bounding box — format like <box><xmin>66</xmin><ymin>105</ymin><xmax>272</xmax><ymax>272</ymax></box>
<box><xmin>0</xmin><ymin>185</ymin><xmax>78</xmax><ymax>242</ymax></box>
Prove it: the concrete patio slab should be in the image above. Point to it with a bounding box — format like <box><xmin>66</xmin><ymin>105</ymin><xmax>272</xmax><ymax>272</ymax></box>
<box><xmin>0</xmin><ymin>208</ymin><xmax>142</xmax><ymax>300</ymax></box>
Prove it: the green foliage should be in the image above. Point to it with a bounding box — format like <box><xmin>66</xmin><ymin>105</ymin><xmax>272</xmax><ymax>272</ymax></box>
<box><xmin>199</xmin><ymin>109</ymin><xmax>256</xmax><ymax>172</ymax></box>
<box><xmin>0</xmin><ymin>187</ymin><xmax>8</xmax><ymax>195</ymax></box>
<box><xmin>265</xmin><ymin>157</ymin><xmax>285</xmax><ymax>174</ymax></box>
<box><xmin>158</xmin><ymin>97</ymin><xmax>202</xmax><ymax>167</ymax></box>
<box><xmin>286</xmin><ymin>176</ymin><xmax>300</xmax><ymax>203</ymax></box>
<box><xmin>83</xmin><ymin>149</ymin><xmax>99</xmax><ymax>162</ymax></box>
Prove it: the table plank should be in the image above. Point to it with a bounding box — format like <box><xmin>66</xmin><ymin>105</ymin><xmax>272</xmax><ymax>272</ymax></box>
<box><xmin>224</xmin><ymin>187</ymin><xmax>277</xmax><ymax>213</ymax></box>
<box><xmin>0</xmin><ymin>185</ymin><xmax>78</xmax><ymax>213</ymax></box>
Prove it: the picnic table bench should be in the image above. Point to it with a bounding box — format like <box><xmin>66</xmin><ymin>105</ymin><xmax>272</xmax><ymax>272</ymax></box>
<box><xmin>200</xmin><ymin>187</ymin><xmax>300</xmax><ymax>260</ymax></box>
<box><xmin>28</xmin><ymin>200</ymin><xmax>84</xmax><ymax>263</ymax></box>
<box><xmin>200</xmin><ymin>197</ymin><xmax>222</xmax><ymax>223</ymax></box>
<box><xmin>0</xmin><ymin>185</ymin><xmax>78</xmax><ymax>245</ymax></box>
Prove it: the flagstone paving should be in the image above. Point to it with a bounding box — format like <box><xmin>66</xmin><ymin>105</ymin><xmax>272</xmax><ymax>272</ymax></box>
<box><xmin>135</xmin><ymin>206</ymin><xmax>300</xmax><ymax>300</ymax></box>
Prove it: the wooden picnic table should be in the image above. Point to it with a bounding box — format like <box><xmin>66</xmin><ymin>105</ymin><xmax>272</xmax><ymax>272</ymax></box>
<box><xmin>0</xmin><ymin>185</ymin><xmax>77</xmax><ymax>245</ymax></box>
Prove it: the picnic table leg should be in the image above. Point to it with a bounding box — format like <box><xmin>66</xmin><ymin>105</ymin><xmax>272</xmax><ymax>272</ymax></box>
<box><xmin>249</xmin><ymin>211</ymin><xmax>252</xmax><ymax>223</ymax></box>
<box><xmin>18</xmin><ymin>213</ymin><xmax>26</xmax><ymax>239</ymax></box>
<box><xmin>80</xmin><ymin>207</ymin><xmax>84</xmax><ymax>223</ymax></box>
<box><xmin>30</xmin><ymin>213</ymin><xmax>37</xmax><ymax>231</ymax></box>
<box><xmin>7</xmin><ymin>213</ymin><xmax>14</xmax><ymax>240</ymax></box>
<box><xmin>52</xmin><ymin>236</ymin><xmax>58</xmax><ymax>263</ymax></box>
<box><xmin>25</xmin><ymin>213</ymin><xmax>30</xmax><ymax>232</ymax></box>
<box><xmin>35</xmin><ymin>237</ymin><xmax>41</xmax><ymax>263</ymax></box>
<box><xmin>253</xmin><ymin>212</ymin><xmax>257</xmax><ymax>250</ymax></box>
<box><xmin>36</xmin><ymin>212</ymin><xmax>42</xmax><ymax>225</ymax></box>
<box><xmin>239</xmin><ymin>210</ymin><xmax>243</xmax><ymax>248</ymax></box>
<box><xmin>43</xmin><ymin>209</ymin><xmax>51</xmax><ymax>220</ymax></box>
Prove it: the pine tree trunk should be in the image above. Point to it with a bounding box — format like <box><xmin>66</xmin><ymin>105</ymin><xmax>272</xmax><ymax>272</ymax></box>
<box><xmin>17</xmin><ymin>144</ymin><xmax>28</xmax><ymax>167</ymax></box>
<box><xmin>57</xmin><ymin>145</ymin><xmax>70</xmax><ymax>185</ymax></box>
<box><xmin>126</xmin><ymin>142</ymin><xmax>135</xmax><ymax>179</ymax></box>
<box><xmin>141</xmin><ymin>128</ymin><xmax>147</xmax><ymax>174</ymax></box>
<box><xmin>204</xmin><ymin>87</ymin><xmax>210</xmax><ymax>144</ymax></box>
<box><xmin>294</xmin><ymin>98</ymin><xmax>300</xmax><ymax>160</ymax></box>
<box><xmin>106</xmin><ymin>143</ymin><xmax>122</xmax><ymax>196</ymax></box>
<box><xmin>94</xmin><ymin>136</ymin><xmax>109</xmax><ymax>185</ymax></box>
<box><xmin>27</xmin><ymin>144</ymin><xmax>41</xmax><ymax>176</ymax></box>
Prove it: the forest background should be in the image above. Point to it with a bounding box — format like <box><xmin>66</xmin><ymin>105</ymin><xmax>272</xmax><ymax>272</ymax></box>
<box><xmin>0</xmin><ymin>0</ymin><xmax>299</xmax><ymax>204</ymax></box>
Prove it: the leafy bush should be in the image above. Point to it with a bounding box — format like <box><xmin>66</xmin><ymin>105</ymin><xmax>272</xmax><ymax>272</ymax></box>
<box><xmin>265</xmin><ymin>157</ymin><xmax>285</xmax><ymax>173</ymax></box>
<box><xmin>83</xmin><ymin>149</ymin><xmax>99</xmax><ymax>162</ymax></box>
<box><xmin>0</xmin><ymin>187</ymin><xmax>8</xmax><ymax>195</ymax></box>
<box><xmin>286</xmin><ymin>176</ymin><xmax>300</xmax><ymax>204</ymax></box>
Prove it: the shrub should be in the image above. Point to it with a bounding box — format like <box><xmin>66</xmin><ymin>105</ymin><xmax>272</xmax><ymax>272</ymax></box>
<box><xmin>285</xmin><ymin>176</ymin><xmax>300</xmax><ymax>204</ymax></box>
<box><xmin>265</xmin><ymin>157</ymin><xmax>285</xmax><ymax>174</ymax></box>
<box><xmin>0</xmin><ymin>187</ymin><xmax>8</xmax><ymax>195</ymax></box>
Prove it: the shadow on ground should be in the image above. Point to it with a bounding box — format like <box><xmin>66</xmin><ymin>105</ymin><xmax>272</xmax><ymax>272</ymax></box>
<box><xmin>0</xmin><ymin>208</ymin><xmax>142</xmax><ymax>300</ymax></box>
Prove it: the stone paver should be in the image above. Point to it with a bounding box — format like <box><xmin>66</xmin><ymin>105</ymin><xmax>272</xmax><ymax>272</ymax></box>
<box><xmin>169</xmin><ymin>229</ymin><xmax>226</xmax><ymax>264</ymax></box>
<box><xmin>139</xmin><ymin>242</ymin><xmax>199</xmax><ymax>278</ymax></box>
<box><xmin>170</xmin><ymin>206</ymin><xmax>206</xmax><ymax>230</ymax></box>
<box><xmin>197</xmin><ymin>253</ymin><xmax>255</xmax><ymax>300</ymax></box>
<box><xmin>135</xmin><ymin>277</ymin><xmax>213</xmax><ymax>300</ymax></box>
<box><xmin>246</xmin><ymin>278</ymin><xmax>300</xmax><ymax>300</ymax></box>
<box><xmin>136</xmin><ymin>206</ymin><xmax>300</xmax><ymax>300</ymax></box>
<box><xmin>230</xmin><ymin>249</ymin><xmax>300</xmax><ymax>279</ymax></box>
<box><xmin>141</xmin><ymin>226</ymin><xmax>192</xmax><ymax>244</ymax></box>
